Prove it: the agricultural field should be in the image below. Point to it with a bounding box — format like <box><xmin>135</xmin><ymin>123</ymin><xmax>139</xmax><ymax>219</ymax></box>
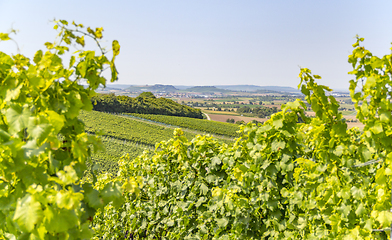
<box><xmin>79</xmin><ymin>110</ymin><xmax>196</xmax><ymax>146</ymax></box>
<box><xmin>128</xmin><ymin>113</ymin><xmax>241</xmax><ymax>137</ymax></box>
<box><xmin>179</xmin><ymin>93</ymin><xmax>363</xmax><ymax>129</ymax></box>
<box><xmin>207</xmin><ymin>113</ymin><xmax>269</xmax><ymax>124</ymax></box>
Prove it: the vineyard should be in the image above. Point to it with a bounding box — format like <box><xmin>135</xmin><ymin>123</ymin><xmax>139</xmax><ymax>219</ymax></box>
<box><xmin>79</xmin><ymin>110</ymin><xmax>196</xmax><ymax>146</ymax></box>
<box><xmin>92</xmin><ymin>37</ymin><xmax>392</xmax><ymax>239</ymax></box>
<box><xmin>80</xmin><ymin>110</ymin><xmax>237</xmax><ymax>175</ymax></box>
<box><xmin>127</xmin><ymin>113</ymin><xmax>240</xmax><ymax>137</ymax></box>
<box><xmin>88</xmin><ymin>136</ymin><xmax>152</xmax><ymax>177</ymax></box>
<box><xmin>2</xmin><ymin>20</ymin><xmax>392</xmax><ymax>240</ymax></box>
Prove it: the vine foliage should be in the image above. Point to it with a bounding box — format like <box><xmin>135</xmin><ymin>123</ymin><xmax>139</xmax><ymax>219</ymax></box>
<box><xmin>94</xmin><ymin>37</ymin><xmax>392</xmax><ymax>239</ymax></box>
<box><xmin>2</xmin><ymin>19</ymin><xmax>392</xmax><ymax>239</ymax></box>
<box><xmin>0</xmin><ymin>20</ymin><xmax>132</xmax><ymax>239</ymax></box>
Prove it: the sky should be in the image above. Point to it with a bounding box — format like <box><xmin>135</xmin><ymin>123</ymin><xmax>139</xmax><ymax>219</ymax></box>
<box><xmin>0</xmin><ymin>0</ymin><xmax>392</xmax><ymax>91</ymax></box>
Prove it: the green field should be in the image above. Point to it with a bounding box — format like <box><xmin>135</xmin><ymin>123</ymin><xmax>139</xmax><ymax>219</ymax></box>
<box><xmin>79</xmin><ymin>110</ymin><xmax>196</xmax><ymax>146</ymax></box>
<box><xmin>127</xmin><ymin>113</ymin><xmax>241</xmax><ymax>137</ymax></box>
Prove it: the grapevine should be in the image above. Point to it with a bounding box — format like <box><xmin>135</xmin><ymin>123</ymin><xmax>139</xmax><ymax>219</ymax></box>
<box><xmin>0</xmin><ymin>20</ymin><xmax>130</xmax><ymax>239</ymax></box>
<box><xmin>94</xmin><ymin>38</ymin><xmax>392</xmax><ymax>239</ymax></box>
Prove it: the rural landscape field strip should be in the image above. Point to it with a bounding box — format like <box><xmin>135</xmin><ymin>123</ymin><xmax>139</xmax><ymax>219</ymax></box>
<box><xmin>127</xmin><ymin>113</ymin><xmax>240</xmax><ymax>137</ymax></box>
<box><xmin>79</xmin><ymin>110</ymin><xmax>196</xmax><ymax>146</ymax></box>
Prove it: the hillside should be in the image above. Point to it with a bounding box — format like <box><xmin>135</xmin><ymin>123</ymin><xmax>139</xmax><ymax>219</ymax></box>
<box><xmin>217</xmin><ymin>85</ymin><xmax>270</xmax><ymax>92</ymax></box>
<box><xmin>80</xmin><ymin>110</ymin><xmax>197</xmax><ymax>175</ymax></box>
<box><xmin>97</xmin><ymin>84</ymin><xmax>303</xmax><ymax>95</ymax></box>
<box><xmin>80</xmin><ymin>110</ymin><xmax>237</xmax><ymax>175</ymax></box>
<box><xmin>181</xmin><ymin>86</ymin><xmax>231</xmax><ymax>93</ymax></box>
<box><xmin>217</xmin><ymin>85</ymin><xmax>300</xmax><ymax>93</ymax></box>
<box><xmin>256</xmin><ymin>86</ymin><xmax>300</xmax><ymax>93</ymax></box>
<box><xmin>129</xmin><ymin>113</ymin><xmax>240</xmax><ymax>137</ymax></box>
<box><xmin>126</xmin><ymin>84</ymin><xmax>178</xmax><ymax>92</ymax></box>
<box><xmin>91</xmin><ymin>92</ymin><xmax>203</xmax><ymax>118</ymax></box>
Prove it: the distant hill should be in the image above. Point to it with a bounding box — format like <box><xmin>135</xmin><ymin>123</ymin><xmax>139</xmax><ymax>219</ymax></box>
<box><xmin>173</xmin><ymin>85</ymin><xmax>193</xmax><ymax>90</ymax></box>
<box><xmin>101</xmin><ymin>84</ymin><xmax>301</xmax><ymax>94</ymax></box>
<box><xmin>181</xmin><ymin>86</ymin><xmax>231</xmax><ymax>93</ymax></box>
<box><xmin>103</xmin><ymin>84</ymin><xmax>132</xmax><ymax>90</ymax></box>
<box><xmin>257</xmin><ymin>86</ymin><xmax>300</xmax><ymax>93</ymax></box>
<box><xmin>127</xmin><ymin>84</ymin><xmax>178</xmax><ymax>93</ymax></box>
<box><xmin>217</xmin><ymin>85</ymin><xmax>267</xmax><ymax>92</ymax></box>
<box><xmin>217</xmin><ymin>85</ymin><xmax>300</xmax><ymax>93</ymax></box>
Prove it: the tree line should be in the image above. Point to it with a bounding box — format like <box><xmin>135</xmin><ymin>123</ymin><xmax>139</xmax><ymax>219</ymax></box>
<box><xmin>236</xmin><ymin>106</ymin><xmax>278</xmax><ymax>118</ymax></box>
<box><xmin>91</xmin><ymin>92</ymin><xmax>203</xmax><ymax>118</ymax></box>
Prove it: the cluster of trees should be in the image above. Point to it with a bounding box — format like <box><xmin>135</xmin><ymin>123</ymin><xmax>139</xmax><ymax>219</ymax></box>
<box><xmin>226</xmin><ymin>118</ymin><xmax>235</xmax><ymax>123</ymax></box>
<box><xmin>236</xmin><ymin>106</ymin><xmax>278</xmax><ymax>118</ymax></box>
<box><xmin>225</xmin><ymin>118</ymin><xmax>244</xmax><ymax>124</ymax></box>
<box><xmin>91</xmin><ymin>92</ymin><xmax>203</xmax><ymax>118</ymax></box>
<box><xmin>226</xmin><ymin>118</ymin><xmax>264</xmax><ymax>125</ymax></box>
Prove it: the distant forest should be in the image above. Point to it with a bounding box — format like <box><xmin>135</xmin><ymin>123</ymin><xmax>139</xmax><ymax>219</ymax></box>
<box><xmin>91</xmin><ymin>92</ymin><xmax>203</xmax><ymax>119</ymax></box>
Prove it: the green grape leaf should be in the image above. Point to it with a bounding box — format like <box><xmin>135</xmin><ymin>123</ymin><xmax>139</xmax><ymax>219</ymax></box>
<box><xmin>28</xmin><ymin>123</ymin><xmax>51</xmax><ymax>144</ymax></box>
<box><xmin>200</xmin><ymin>183</ymin><xmax>209</xmax><ymax>195</ymax></box>
<box><xmin>364</xmin><ymin>76</ymin><xmax>376</xmax><ymax>89</ymax></box>
<box><xmin>5</xmin><ymin>84</ymin><xmax>23</xmax><ymax>102</ymax></box>
<box><xmin>0</xmin><ymin>33</ymin><xmax>10</xmax><ymax>41</ymax></box>
<box><xmin>211</xmin><ymin>157</ymin><xmax>221</xmax><ymax>167</ymax></box>
<box><xmin>271</xmin><ymin>139</ymin><xmax>285</xmax><ymax>152</ymax></box>
<box><xmin>56</xmin><ymin>166</ymin><xmax>78</xmax><ymax>185</ymax></box>
<box><xmin>5</xmin><ymin>105</ymin><xmax>31</xmax><ymax>133</ymax></box>
<box><xmin>272</xmin><ymin>118</ymin><xmax>283</xmax><ymax>129</ymax></box>
<box><xmin>216</xmin><ymin>217</ymin><xmax>228</xmax><ymax>228</ymax></box>
<box><xmin>355</xmin><ymin>203</ymin><xmax>365</xmax><ymax>216</ymax></box>
<box><xmin>376</xmin><ymin>211</ymin><xmax>392</xmax><ymax>227</ymax></box>
<box><xmin>379</xmin><ymin>111</ymin><xmax>391</xmax><ymax>123</ymax></box>
<box><xmin>370</xmin><ymin>122</ymin><xmax>383</xmax><ymax>134</ymax></box>
<box><xmin>46</xmin><ymin>110</ymin><xmax>64</xmax><ymax>133</ymax></box>
<box><xmin>333</xmin><ymin>145</ymin><xmax>344</xmax><ymax>157</ymax></box>
<box><xmin>375</xmin><ymin>168</ymin><xmax>386</xmax><ymax>185</ymax></box>
<box><xmin>100</xmin><ymin>182</ymin><xmax>123</xmax><ymax>207</ymax></box>
<box><xmin>112</xmin><ymin>40</ymin><xmax>120</xmax><ymax>58</ymax></box>
<box><xmin>0</xmin><ymin>128</ymin><xmax>11</xmax><ymax>142</ymax></box>
<box><xmin>351</xmin><ymin>186</ymin><xmax>365</xmax><ymax>200</ymax></box>
<box><xmin>33</xmin><ymin>50</ymin><xmax>43</xmax><ymax>64</ymax></box>
<box><xmin>21</xmin><ymin>140</ymin><xmax>48</xmax><ymax>158</ymax></box>
<box><xmin>13</xmin><ymin>195</ymin><xmax>43</xmax><ymax>232</ymax></box>
<box><xmin>56</xmin><ymin>190</ymin><xmax>84</xmax><ymax>210</ymax></box>
<box><xmin>83</xmin><ymin>184</ymin><xmax>104</xmax><ymax>209</ymax></box>
<box><xmin>44</xmin><ymin>206</ymin><xmax>78</xmax><ymax>233</ymax></box>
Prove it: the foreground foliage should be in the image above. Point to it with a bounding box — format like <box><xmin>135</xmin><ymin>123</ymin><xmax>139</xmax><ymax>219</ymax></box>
<box><xmin>94</xmin><ymin>38</ymin><xmax>392</xmax><ymax>239</ymax></box>
<box><xmin>2</xmin><ymin>18</ymin><xmax>392</xmax><ymax>239</ymax></box>
<box><xmin>0</xmin><ymin>21</ymin><xmax>128</xmax><ymax>239</ymax></box>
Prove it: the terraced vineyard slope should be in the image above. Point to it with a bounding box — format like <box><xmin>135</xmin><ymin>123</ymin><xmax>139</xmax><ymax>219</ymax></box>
<box><xmin>128</xmin><ymin>113</ymin><xmax>240</xmax><ymax>137</ymax></box>
<box><xmin>80</xmin><ymin>110</ymin><xmax>197</xmax><ymax>175</ymax></box>
<box><xmin>79</xmin><ymin>110</ymin><xmax>196</xmax><ymax>145</ymax></box>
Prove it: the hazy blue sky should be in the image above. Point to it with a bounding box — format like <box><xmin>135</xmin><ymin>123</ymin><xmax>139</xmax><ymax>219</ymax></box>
<box><xmin>1</xmin><ymin>0</ymin><xmax>391</xmax><ymax>90</ymax></box>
